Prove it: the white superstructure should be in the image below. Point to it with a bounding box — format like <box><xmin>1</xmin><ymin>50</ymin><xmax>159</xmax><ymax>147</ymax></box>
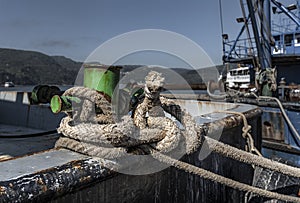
<box><xmin>226</xmin><ymin>66</ymin><xmax>250</xmax><ymax>89</ymax></box>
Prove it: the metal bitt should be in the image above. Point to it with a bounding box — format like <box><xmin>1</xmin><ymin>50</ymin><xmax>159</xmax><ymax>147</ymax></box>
<box><xmin>50</xmin><ymin>65</ymin><xmax>121</xmax><ymax>113</ymax></box>
<box><xmin>31</xmin><ymin>85</ymin><xmax>63</xmax><ymax>104</ymax></box>
<box><xmin>50</xmin><ymin>95</ymin><xmax>81</xmax><ymax>113</ymax></box>
<box><xmin>83</xmin><ymin>64</ymin><xmax>122</xmax><ymax>98</ymax></box>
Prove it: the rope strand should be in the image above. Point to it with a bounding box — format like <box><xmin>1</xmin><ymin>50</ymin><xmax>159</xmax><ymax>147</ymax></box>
<box><xmin>56</xmin><ymin>71</ymin><xmax>300</xmax><ymax>202</ymax></box>
<box><xmin>152</xmin><ymin>151</ymin><xmax>300</xmax><ymax>203</ymax></box>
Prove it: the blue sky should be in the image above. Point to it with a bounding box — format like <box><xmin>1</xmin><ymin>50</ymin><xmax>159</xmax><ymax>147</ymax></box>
<box><xmin>0</xmin><ymin>0</ymin><xmax>295</xmax><ymax>66</ymax></box>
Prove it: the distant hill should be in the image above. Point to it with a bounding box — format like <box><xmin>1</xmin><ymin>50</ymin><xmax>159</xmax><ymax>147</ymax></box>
<box><xmin>51</xmin><ymin>55</ymin><xmax>82</xmax><ymax>72</ymax></box>
<box><xmin>121</xmin><ymin>65</ymin><xmax>225</xmax><ymax>85</ymax></box>
<box><xmin>0</xmin><ymin>48</ymin><xmax>225</xmax><ymax>86</ymax></box>
<box><xmin>0</xmin><ymin>48</ymin><xmax>82</xmax><ymax>85</ymax></box>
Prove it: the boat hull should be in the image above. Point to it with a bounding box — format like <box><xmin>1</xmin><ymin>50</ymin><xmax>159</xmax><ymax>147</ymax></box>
<box><xmin>0</xmin><ymin>100</ymin><xmax>262</xmax><ymax>202</ymax></box>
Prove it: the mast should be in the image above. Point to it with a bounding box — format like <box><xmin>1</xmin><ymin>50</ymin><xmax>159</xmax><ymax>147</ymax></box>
<box><xmin>262</xmin><ymin>0</ymin><xmax>272</xmax><ymax>69</ymax></box>
<box><xmin>246</xmin><ymin>0</ymin><xmax>275</xmax><ymax>96</ymax></box>
<box><xmin>222</xmin><ymin>0</ymin><xmax>300</xmax><ymax>95</ymax></box>
<box><xmin>246</xmin><ymin>0</ymin><xmax>272</xmax><ymax>70</ymax></box>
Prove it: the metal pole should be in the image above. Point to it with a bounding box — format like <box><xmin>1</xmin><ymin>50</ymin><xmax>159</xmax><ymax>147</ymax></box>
<box><xmin>271</xmin><ymin>0</ymin><xmax>300</xmax><ymax>27</ymax></box>
<box><xmin>246</xmin><ymin>0</ymin><xmax>266</xmax><ymax>70</ymax></box>
<box><xmin>219</xmin><ymin>0</ymin><xmax>226</xmax><ymax>63</ymax></box>
<box><xmin>263</xmin><ymin>0</ymin><xmax>272</xmax><ymax>69</ymax></box>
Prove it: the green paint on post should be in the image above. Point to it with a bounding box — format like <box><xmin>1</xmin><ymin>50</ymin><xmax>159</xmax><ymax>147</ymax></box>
<box><xmin>50</xmin><ymin>65</ymin><xmax>121</xmax><ymax>114</ymax></box>
<box><xmin>50</xmin><ymin>95</ymin><xmax>81</xmax><ymax>113</ymax></box>
<box><xmin>262</xmin><ymin>84</ymin><xmax>273</xmax><ymax>97</ymax></box>
<box><xmin>83</xmin><ymin>65</ymin><xmax>121</xmax><ymax>98</ymax></box>
<box><xmin>31</xmin><ymin>85</ymin><xmax>61</xmax><ymax>104</ymax></box>
<box><xmin>50</xmin><ymin>95</ymin><xmax>62</xmax><ymax>113</ymax></box>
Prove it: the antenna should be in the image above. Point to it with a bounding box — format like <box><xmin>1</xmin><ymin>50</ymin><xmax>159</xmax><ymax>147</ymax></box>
<box><xmin>219</xmin><ymin>0</ymin><xmax>226</xmax><ymax>65</ymax></box>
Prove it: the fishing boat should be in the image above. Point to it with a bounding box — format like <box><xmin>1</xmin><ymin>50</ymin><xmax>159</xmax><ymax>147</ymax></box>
<box><xmin>210</xmin><ymin>0</ymin><xmax>300</xmax><ymax>201</ymax></box>
<box><xmin>220</xmin><ymin>0</ymin><xmax>300</xmax><ymax>164</ymax></box>
<box><xmin>0</xmin><ymin>1</ymin><xmax>300</xmax><ymax>202</ymax></box>
<box><xmin>225</xmin><ymin>65</ymin><xmax>251</xmax><ymax>89</ymax></box>
<box><xmin>1</xmin><ymin>63</ymin><xmax>299</xmax><ymax>202</ymax></box>
<box><xmin>0</xmin><ymin>66</ymin><xmax>265</xmax><ymax>202</ymax></box>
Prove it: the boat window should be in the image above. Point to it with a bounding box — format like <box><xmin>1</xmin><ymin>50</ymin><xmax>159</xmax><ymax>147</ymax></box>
<box><xmin>273</xmin><ymin>35</ymin><xmax>280</xmax><ymax>42</ymax></box>
<box><xmin>295</xmin><ymin>33</ymin><xmax>300</xmax><ymax>44</ymax></box>
<box><xmin>284</xmin><ymin>34</ymin><xmax>293</xmax><ymax>46</ymax></box>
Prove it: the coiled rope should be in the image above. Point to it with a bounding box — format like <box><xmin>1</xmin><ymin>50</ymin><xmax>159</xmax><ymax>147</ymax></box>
<box><xmin>56</xmin><ymin>71</ymin><xmax>300</xmax><ymax>202</ymax></box>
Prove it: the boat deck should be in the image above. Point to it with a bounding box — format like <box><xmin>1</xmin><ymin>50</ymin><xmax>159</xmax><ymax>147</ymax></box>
<box><xmin>0</xmin><ymin>123</ymin><xmax>47</xmax><ymax>136</ymax></box>
<box><xmin>0</xmin><ymin>101</ymin><xmax>263</xmax><ymax>203</ymax></box>
<box><xmin>0</xmin><ymin>124</ymin><xmax>59</xmax><ymax>158</ymax></box>
<box><xmin>0</xmin><ymin>149</ymin><xmax>88</xmax><ymax>181</ymax></box>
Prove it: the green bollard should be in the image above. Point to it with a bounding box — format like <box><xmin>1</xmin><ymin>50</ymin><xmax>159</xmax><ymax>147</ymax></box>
<box><xmin>50</xmin><ymin>65</ymin><xmax>122</xmax><ymax>114</ymax></box>
<box><xmin>83</xmin><ymin>64</ymin><xmax>122</xmax><ymax>98</ymax></box>
<box><xmin>31</xmin><ymin>85</ymin><xmax>62</xmax><ymax>104</ymax></box>
<box><xmin>50</xmin><ymin>95</ymin><xmax>81</xmax><ymax>113</ymax></box>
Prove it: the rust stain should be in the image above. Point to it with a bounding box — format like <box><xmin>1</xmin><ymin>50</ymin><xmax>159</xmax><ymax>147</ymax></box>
<box><xmin>35</xmin><ymin>177</ymin><xmax>48</xmax><ymax>192</ymax></box>
<box><xmin>0</xmin><ymin>148</ymin><xmax>57</xmax><ymax>163</ymax></box>
<box><xmin>0</xmin><ymin>186</ymin><xmax>6</xmax><ymax>195</ymax></box>
<box><xmin>262</xmin><ymin>111</ymin><xmax>285</xmax><ymax>141</ymax></box>
<box><xmin>79</xmin><ymin>176</ymin><xmax>91</xmax><ymax>183</ymax></box>
<box><xmin>36</xmin><ymin>159</ymin><xmax>83</xmax><ymax>174</ymax></box>
<box><xmin>41</xmin><ymin>185</ymin><xmax>48</xmax><ymax>192</ymax></box>
<box><xmin>72</xmin><ymin>163</ymin><xmax>83</xmax><ymax>170</ymax></box>
<box><xmin>36</xmin><ymin>177</ymin><xmax>44</xmax><ymax>185</ymax></box>
<box><xmin>0</xmin><ymin>155</ymin><xmax>12</xmax><ymax>162</ymax></box>
<box><xmin>206</xmin><ymin>108</ymin><xmax>262</xmax><ymax>132</ymax></box>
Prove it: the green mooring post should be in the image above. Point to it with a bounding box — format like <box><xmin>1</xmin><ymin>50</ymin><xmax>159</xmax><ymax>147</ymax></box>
<box><xmin>31</xmin><ymin>85</ymin><xmax>62</xmax><ymax>104</ymax></box>
<box><xmin>50</xmin><ymin>64</ymin><xmax>121</xmax><ymax>113</ymax></box>
<box><xmin>50</xmin><ymin>95</ymin><xmax>81</xmax><ymax>113</ymax></box>
<box><xmin>83</xmin><ymin>64</ymin><xmax>122</xmax><ymax>98</ymax></box>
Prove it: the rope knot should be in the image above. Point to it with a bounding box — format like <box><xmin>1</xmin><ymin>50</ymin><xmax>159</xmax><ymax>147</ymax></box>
<box><xmin>134</xmin><ymin>71</ymin><xmax>166</xmax><ymax>128</ymax></box>
<box><xmin>145</xmin><ymin>71</ymin><xmax>165</xmax><ymax>91</ymax></box>
<box><xmin>144</xmin><ymin>71</ymin><xmax>165</xmax><ymax>101</ymax></box>
<box><xmin>242</xmin><ymin>125</ymin><xmax>251</xmax><ymax>138</ymax></box>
